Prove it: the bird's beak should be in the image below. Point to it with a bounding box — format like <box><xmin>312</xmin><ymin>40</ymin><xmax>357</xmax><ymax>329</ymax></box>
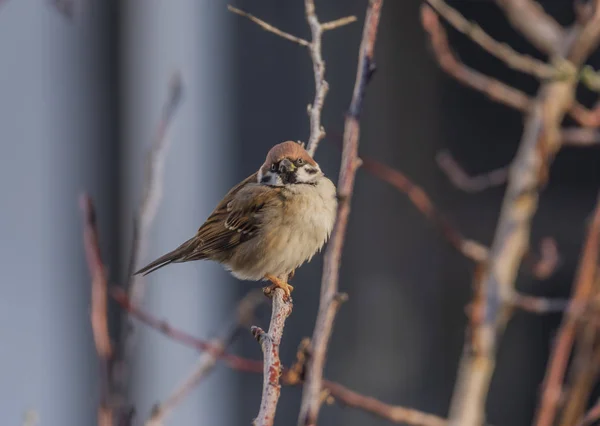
<box><xmin>279</xmin><ymin>158</ymin><xmax>295</xmax><ymax>173</ymax></box>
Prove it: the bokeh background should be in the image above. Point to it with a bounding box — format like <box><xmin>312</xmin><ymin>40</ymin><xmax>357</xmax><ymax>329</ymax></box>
<box><xmin>1</xmin><ymin>0</ymin><xmax>600</xmax><ymax>425</ymax></box>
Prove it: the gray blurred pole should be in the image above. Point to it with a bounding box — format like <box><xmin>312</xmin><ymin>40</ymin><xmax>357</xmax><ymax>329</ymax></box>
<box><xmin>0</xmin><ymin>1</ymin><xmax>117</xmax><ymax>426</ymax></box>
<box><xmin>120</xmin><ymin>1</ymin><xmax>236</xmax><ymax>424</ymax></box>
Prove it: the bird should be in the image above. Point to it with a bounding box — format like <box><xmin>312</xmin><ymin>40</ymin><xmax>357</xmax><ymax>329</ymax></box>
<box><xmin>134</xmin><ymin>140</ymin><xmax>338</xmax><ymax>298</ymax></box>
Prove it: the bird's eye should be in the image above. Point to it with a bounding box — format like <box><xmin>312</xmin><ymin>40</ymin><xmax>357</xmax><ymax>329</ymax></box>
<box><xmin>296</xmin><ymin>158</ymin><xmax>304</xmax><ymax>165</ymax></box>
<box><xmin>270</xmin><ymin>163</ymin><xmax>277</xmax><ymax>172</ymax></box>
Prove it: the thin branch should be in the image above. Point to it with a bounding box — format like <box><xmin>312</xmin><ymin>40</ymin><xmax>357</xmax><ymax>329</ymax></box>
<box><xmin>511</xmin><ymin>293</ymin><xmax>571</xmax><ymax>314</ymax></box>
<box><xmin>252</xmin><ymin>290</ymin><xmax>293</xmax><ymax>426</ymax></box>
<box><xmin>80</xmin><ymin>194</ymin><xmax>113</xmax><ymax>426</ymax></box>
<box><xmin>113</xmin><ymin>72</ymin><xmax>184</xmax><ymax>424</ymax></box>
<box><xmin>427</xmin><ymin>0</ymin><xmax>556</xmax><ymax>80</ymax></box>
<box><xmin>569</xmin><ymin>100</ymin><xmax>600</xmax><ymax>128</ymax></box>
<box><xmin>494</xmin><ymin>0</ymin><xmax>565</xmax><ymax>55</ymax></box>
<box><xmin>562</xmin><ymin>127</ymin><xmax>600</xmax><ymax>146</ymax></box>
<box><xmin>298</xmin><ymin>1</ymin><xmax>383</xmax><ymax>425</ymax></box>
<box><xmin>126</xmin><ymin>71</ymin><xmax>184</xmax><ymax>298</ymax></box>
<box><xmin>559</xmin><ymin>330</ymin><xmax>600</xmax><ymax>426</ymax></box>
<box><xmin>446</xmin><ymin>3</ymin><xmax>600</xmax><ymax>423</ymax></box>
<box><xmin>577</xmin><ymin>397</ymin><xmax>600</xmax><ymax>426</ymax></box>
<box><xmin>324</xmin><ymin>381</ymin><xmax>447</xmax><ymax>426</ymax></box>
<box><xmin>145</xmin><ymin>290</ymin><xmax>264</xmax><ymax>426</ymax></box>
<box><xmin>228</xmin><ymin>3</ymin><xmax>356</xmax><ymax>156</ymax></box>
<box><xmin>111</xmin><ymin>288</ymin><xmax>446</xmax><ymax>426</ymax></box>
<box><xmin>227</xmin><ymin>6</ymin><xmax>310</xmax><ymax>46</ymax></box>
<box><xmin>362</xmin><ymin>156</ymin><xmax>489</xmax><ymax>262</ymax></box>
<box><xmin>362</xmin><ymin>155</ymin><xmax>559</xmax><ymax>278</ymax></box>
<box><xmin>436</xmin><ymin>150</ymin><xmax>509</xmax><ymax>193</ymax></box>
<box><xmin>421</xmin><ymin>6</ymin><xmax>531</xmax><ymax>112</ymax></box>
<box><xmin>436</xmin><ymin>131</ymin><xmax>600</xmax><ymax>196</ymax></box>
<box><xmin>533</xmin><ymin>195</ymin><xmax>600</xmax><ymax>426</ymax></box>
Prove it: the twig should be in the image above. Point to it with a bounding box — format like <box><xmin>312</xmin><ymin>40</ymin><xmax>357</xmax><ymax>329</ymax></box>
<box><xmin>80</xmin><ymin>194</ymin><xmax>114</xmax><ymax>426</ymax></box>
<box><xmin>362</xmin><ymin>155</ymin><xmax>559</xmax><ymax>278</ymax></box>
<box><xmin>533</xmin><ymin>195</ymin><xmax>600</xmax><ymax>426</ymax></box>
<box><xmin>511</xmin><ymin>293</ymin><xmax>571</xmax><ymax>314</ymax></box>
<box><xmin>324</xmin><ymin>380</ymin><xmax>447</xmax><ymax>426</ymax></box>
<box><xmin>113</xmin><ymin>72</ymin><xmax>183</xmax><ymax>422</ymax></box>
<box><xmin>126</xmin><ymin>71</ymin><xmax>184</xmax><ymax>299</ymax></box>
<box><xmin>444</xmin><ymin>3</ymin><xmax>600</xmax><ymax>424</ymax></box>
<box><xmin>298</xmin><ymin>1</ymin><xmax>383</xmax><ymax>425</ymax></box>
<box><xmin>227</xmin><ymin>3</ymin><xmax>356</xmax><ymax>156</ymax></box>
<box><xmin>421</xmin><ymin>6</ymin><xmax>531</xmax><ymax>112</ymax></box>
<box><xmin>362</xmin><ymin>156</ymin><xmax>489</xmax><ymax>262</ymax></box>
<box><xmin>435</xmin><ymin>150</ymin><xmax>509</xmax><ymax>193</ymax></box>
<box><xmin>569</xmin><ymin>100</ymin><xmax>600</xmax><ymax>128</ymax></box>
<box><xmin>145</xmin><ymin>290</ymin><xmax>264</xmax><ymax>426</ymax></box>
<box><xmin>559</xmin><ymin>332</ymin><xmax>600</xmax><ymax>426</ymax></box>
<box><xmin>252</xmin><ymin>289</ymin><xmax>293</xmax><ymax>426</ymax></box>
<box><xmin>561</xmin><ymin>127</ymin><xmax>600</xmax><ymax>146</ymax></box>
<box><xmin>494</xmin><ymin>0</ymin><xmax>565</xmax><ymax>55</ymax></box>
<box><xmin>426</xmin><ymin>0</ymin><xmax>557</xmax><ymax>80</ymax></box>
<box><xmin>111</xmin><ymin>288</ymin><xmax>446</xmax><ymax>426</ymax></box>
<box><xmin>227</xmin><ymin>6</ymin><xmax>310</xmax><ymax>46</ymax></box>
<box><xmin>577</xmin><ymin>397</ymin><xmax>600</xmax><ymax>426</ymax></box>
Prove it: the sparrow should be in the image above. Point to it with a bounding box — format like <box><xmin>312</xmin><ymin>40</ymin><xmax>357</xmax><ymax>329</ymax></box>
<box><xmin>134</xmin><ymin>141</ymin><xmax>338</xmax><ymax>297</ymax></box>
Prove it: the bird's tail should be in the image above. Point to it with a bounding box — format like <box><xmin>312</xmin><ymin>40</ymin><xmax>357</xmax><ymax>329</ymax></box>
<box><xmin>133</xmin><ymin>237</ymin><xmax>198</xmax><ymax>276</ymax></box>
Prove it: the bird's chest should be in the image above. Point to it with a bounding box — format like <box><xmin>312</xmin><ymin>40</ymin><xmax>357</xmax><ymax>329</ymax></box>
<box><xmin>264</xmin><ymin>183</ymin><xmax>336</xmax><ymax>267</ymax></box>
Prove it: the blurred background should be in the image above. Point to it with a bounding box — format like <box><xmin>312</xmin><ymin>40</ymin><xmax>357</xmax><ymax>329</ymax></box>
<box><xmin>1</xmin><ymin>0</ymin><xmax>600</xmax><ymax>425</ymax></box>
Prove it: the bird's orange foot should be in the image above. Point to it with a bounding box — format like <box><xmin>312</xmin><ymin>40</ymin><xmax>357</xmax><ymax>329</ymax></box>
<box><xmin>264</xmin><ymin>274</ymin><xmax>294</xmax><ymax>299</ymax></box>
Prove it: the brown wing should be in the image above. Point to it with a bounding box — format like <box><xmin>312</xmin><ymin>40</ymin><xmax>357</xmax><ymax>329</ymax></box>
<box><xmin>134</xmin><ymin>172</ymin><xmax>266</xmax><ymax>276</ymax></box>
<box><xmin>185</xmin><ymin>172</ymin><xmax>281</xmax><ymax>260</ymax></box>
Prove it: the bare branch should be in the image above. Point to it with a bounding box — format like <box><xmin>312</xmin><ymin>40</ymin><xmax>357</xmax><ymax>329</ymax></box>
<box><xmin>561</xmin><ymin>127</ymin><xmax>600</xmax><ymax>146</ymax></box>
<box><xmin>145</xmin><ymin>290</ymin><xmax>264</xmax><ymax>426</ymax></box>
<box><xmin>427</xmin><ymin>0</ymin><xmax>556</xmax><ymax>80</ymax></box>
<box><xmin>362</xmin><ymin>155</ymin><xmax>559</xmax><ymax>278</ymax></box>
<box><xmin>111</xmin><ymin>288</ymin><xmax>444</xmax><ymax>426</ymax></box>
<box><xmin>227</xmin><ymin>6</ymin><xmax>310</xmax><ymax>46</ymax></box>
<box><xmin>127</xmin><ymin>71</ymin><xmax>184</xmax><ymax>299</ymax></box>
<box><xmin>251</xmin><ymin>289</ymin><xmax>293</xmax><ymax>426</ymax></box>
<box><xmin>298</xmin><ymin>1</ymin><xmax>384</xmax><ymax>425</ymax></box>
<box><xmin>446</xmin><ymin>4</ymin><xmax>600</xmax><ymax>423</ymax></box>
<box><xmin>533</xmin><ymin>195</ymin><xmax>600</xmax><ymax>426</ymax></box>
<box><xmin>421</xmin><ymin>6</ymin><xmax>531</xmax><ymax>112</ymax></box>
<box><xmin>321</xmin><ymin>16</ymin><xmax>357</xmax><ymax>32</ymax></box>
<box><xmin>577</xmin><ymin>397</ymin><xmax>600</xmax><ymax>426</ymax></box>
<box><xmin>511</xmin><ymin>293</ymin><xmax>570</xmax><ymax>314</ymax></box>
<box><xmin>228</xmin><ymin>3</ymin><xmax>355</xmax><ymax>157</ymax></box>
<box><xmin>80</xmin><ymin>194</ymin><xmax>113</xmax><ymax>426</ymax></box>
<box><xmin>436</xmin><ymin>150</ymin><xmax>509</xmax><ymax>193</ymax></box>
<box><xmin>112</xmin><ymin>72</ymin><xmax>183</xmax><ymax>423</ymax></box>
<box><xmin>324</xmin><ymin>380</ymin><xmax>447</xmax><ymax>426</ymax></box>
<box><xmin>362</xmin><ymin>156</ymin><xmax>489</xmax><ymax>262</ymax></box>
<box><xmin>495</xmin><ymin>0</ymin><xmax>565</xmax><ymax>55</ymax></box>
<box><xmin>569</xmin><ymin>100</ymin><xmax>600</xmax><ymax>128</ymax></box>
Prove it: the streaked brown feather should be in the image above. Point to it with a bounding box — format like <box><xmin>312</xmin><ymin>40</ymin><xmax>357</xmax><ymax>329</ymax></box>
<box><xmin>134</xmin><ymin>172</ymin><xmax>284</xmax><ymax>275</ymax></box>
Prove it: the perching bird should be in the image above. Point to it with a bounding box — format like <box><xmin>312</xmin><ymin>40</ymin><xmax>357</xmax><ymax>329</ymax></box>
<box><xmin>134</xmin><ymin>141</ymin><xmax>337</xmax><ymax>297</ymax></box>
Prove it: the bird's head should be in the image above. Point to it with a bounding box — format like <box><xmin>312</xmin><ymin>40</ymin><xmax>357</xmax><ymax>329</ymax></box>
<box><xmin>257</xmin><ymin>141</ymin><xmax>322</xmax><ymax>186</ymax></box>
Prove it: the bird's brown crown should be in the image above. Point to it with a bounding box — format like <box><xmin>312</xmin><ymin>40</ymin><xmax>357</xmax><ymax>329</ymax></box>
<box><xmin>262</xmin><ymin>141</ymin><xmax>317</xmax><ymax>169</ymax></box>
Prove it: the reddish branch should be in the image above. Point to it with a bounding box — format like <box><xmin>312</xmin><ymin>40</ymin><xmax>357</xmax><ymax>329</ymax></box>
<box><xmin>442</xmin><ymin>2</ymin><xmax>600</xmax><ymax>423</ymax></box>
<box><xmin>80</xmin><ymin>195</ymin><xmax>114</xmax><ymax>426</ymax></box>
<box><xmin>251</xmin><ymin>290</ymin><xmax>293</xmax><ymax>426</ymax></box>
<box><xmin>533</xmin><ymin>196</ymin><xmax>600</xmax><ymax>426</ymax></box>
<box><xmin>297</xmin><ymin>1</ymin><xmax>383</xmax><ymax>425</ymax></box>
<box><xmin>421</xmin><ymin>7</ymin><xmax>531</xmax><ymax>112</ymax></box>
<box><xmin>362</xmin><ymin>156</ymin><xmax>488</xmax><ymax>262</ymax></box>
<box><xmin>111</xmin><ymin>288</ymin><xmax>446</xmax><ymax>426</ymax></box>
<box><xmin>145</xmin><ymin>290</ymin><xmax>264</xmax><ymax>426</ymax></box>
